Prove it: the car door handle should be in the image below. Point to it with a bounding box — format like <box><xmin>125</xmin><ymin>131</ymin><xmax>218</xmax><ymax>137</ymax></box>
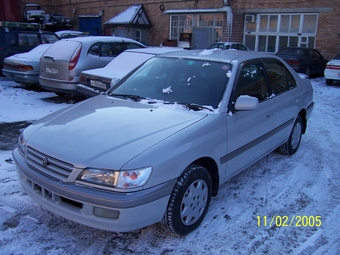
<box><xmin>266</xmin><ymin>113</ymin><xmax>273</xmax><ymax>118</ymax></box>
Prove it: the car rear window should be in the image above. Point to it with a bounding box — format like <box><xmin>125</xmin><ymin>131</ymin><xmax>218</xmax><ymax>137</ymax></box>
<box><xmin>278</xmin><ymin>48</ymin><xmax>305</xmax><ymax>56</ymax></box>
<box><xmin>43</xmin><ymin>40</ymin><xmax>81</xmax><ymax>60</ymax></box>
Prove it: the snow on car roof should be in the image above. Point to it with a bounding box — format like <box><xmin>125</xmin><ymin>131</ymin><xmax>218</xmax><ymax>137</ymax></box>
<box><xmin>160</xmin><ymin>49</ymin><xmax>273</xmax><ymax>63</ymax></box>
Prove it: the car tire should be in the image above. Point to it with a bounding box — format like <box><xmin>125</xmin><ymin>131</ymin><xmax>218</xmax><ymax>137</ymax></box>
<box><xmin>161</xmin><ymin>164</ymin><xmax>212</xmax><ymax>236</ymax></box>
<box><xmin>55</xmin><ymin>92</ymin><xmax>67</xmax><ymax>97</ymax></box>
<box><xmin>305</xmin><ymin>67</ymin><xmax>311</xmax><ymax>78</ymax></box>
<box><xmin>326</xmin><ymin>79</ymin><xmax>333</xmax><ymax>85</ymax></box>
<box><xmin>277</xmin><ymin>115</ymin><xmax>303</xmax><ymax>155</ymax></box>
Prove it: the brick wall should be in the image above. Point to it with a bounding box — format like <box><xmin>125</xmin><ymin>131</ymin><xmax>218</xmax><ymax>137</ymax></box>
<box><xmin>17</xmin><ymin>0</ymin><xmax>340</xmax><ymax>58</ymax></box>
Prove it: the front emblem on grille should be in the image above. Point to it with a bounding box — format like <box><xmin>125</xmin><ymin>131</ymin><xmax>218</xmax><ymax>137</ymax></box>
<box><xmin>42</xmin><ymin>157</ymin><xmax>48</xmax><ymax>167</ymax></box>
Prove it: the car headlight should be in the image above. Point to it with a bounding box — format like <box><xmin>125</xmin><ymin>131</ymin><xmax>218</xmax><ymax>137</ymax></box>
<box><xmin>18</xmin><ymin>133</ymin><xmax>27</xmax><ymax>156</ymax></box>
<box><xmin>78</xmin><ymin>167</ymin><xmax>152</xmax><ymax>189</ymax></box>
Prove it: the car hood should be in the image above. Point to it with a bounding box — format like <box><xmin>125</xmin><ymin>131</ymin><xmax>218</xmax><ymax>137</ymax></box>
<box><xmin>82</xmin><ymin>68</ymin><xmax>128</xmax><ymax>81</ymax></box>
<box><xmin>24</xmin><ymin>95</ymin><xmax>208</xmax><ymax>169</ymax></box>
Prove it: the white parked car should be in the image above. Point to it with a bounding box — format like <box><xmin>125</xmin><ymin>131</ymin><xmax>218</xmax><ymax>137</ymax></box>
<box><xmin>77</xmin><ymin>47</ymin><xmax>185</xmax><ymax>97</ymax></box>
<box><xmin>324</xmin><ymin>51</ymin><xmax>340</xmax><ymax>85</ymax></box>
<box><xmin>14</xmin><ymin>49</ymin><xmax>314</xmax><ymax>236</ymax></box>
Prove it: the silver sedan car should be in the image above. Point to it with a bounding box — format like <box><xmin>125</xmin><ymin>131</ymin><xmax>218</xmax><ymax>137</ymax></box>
<box><xmin>39</xmin><ymin>36</ymin><xmax>146</xmax><ymax>96</ymax></box>
<box><xmin>13</xmin><ymin>49</ymin><xmax>314</xmax><ymax>236</ymax></box>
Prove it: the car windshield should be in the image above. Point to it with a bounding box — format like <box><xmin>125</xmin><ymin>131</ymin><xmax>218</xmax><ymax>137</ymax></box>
<box><xmin>108</xmin><ymin>57</ymin><xmax>231</xmax><ymax>109</ymax></box>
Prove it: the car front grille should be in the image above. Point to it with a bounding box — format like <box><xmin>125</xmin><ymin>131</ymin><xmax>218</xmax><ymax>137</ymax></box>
<box><xmin>26</xmin><ymin>146</ymin><xmax>74</xmax><ymax>181</ymax></box>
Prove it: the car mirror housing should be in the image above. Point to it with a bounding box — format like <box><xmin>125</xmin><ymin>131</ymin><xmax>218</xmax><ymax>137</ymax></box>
<box><xmin>234</xmin><ymin>95</ymin><xmax>259</xmax><ymax>111</ymax></box>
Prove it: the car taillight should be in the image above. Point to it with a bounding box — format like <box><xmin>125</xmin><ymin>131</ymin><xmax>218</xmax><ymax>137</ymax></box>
<box><xmin>80</xmin><ymin>74</ymin><xmax>86</xmax><ymax>83</ymax></box>
<box><xmin>325</xmin><ymin>64</ymin><xmax>340</xmax><ymax>70</ymax></box>
<box><xmin>18</xmin><ymin>65</ymin><xmax>34</xmax><ymax>71</ymax></box>
<box><xmin>288</xmin><ymin>60</ymin><xmax>300</xmax><ymax>66</ymax></box>
<box><xmin>69</xmin><ymin>44</ymin><xmax>82</xmax><ymax>70</ymax></box>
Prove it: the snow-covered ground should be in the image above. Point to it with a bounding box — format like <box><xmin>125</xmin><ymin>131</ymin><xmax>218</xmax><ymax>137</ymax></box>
<box><xmin>0</xmin><ymin>77</ymin><xmax>339</xmax><ymax>254</ymax></box>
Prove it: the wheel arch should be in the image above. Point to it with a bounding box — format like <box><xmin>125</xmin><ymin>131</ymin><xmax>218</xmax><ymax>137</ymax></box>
<box><xmin>191</xmin><ymin>157</ymin><xmax>219</xmax><ymax>196</ymax></box>
<box><xmin>298</xmin><ymin>109</ymin><xmax>307</xmax><ymax>134</ymax></box>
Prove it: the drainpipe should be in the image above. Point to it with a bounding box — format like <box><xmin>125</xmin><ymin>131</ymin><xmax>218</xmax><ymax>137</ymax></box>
<box><xmin>225</xmin><ymin>6</ymin><xmax>233</xmax><ymax>42</ymax></box>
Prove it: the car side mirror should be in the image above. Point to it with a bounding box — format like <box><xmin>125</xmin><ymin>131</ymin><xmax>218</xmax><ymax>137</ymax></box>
<box><xmin>234</xmin><ymin>95</ymin><xmax>259</xmax><ymax>111</ymax></box>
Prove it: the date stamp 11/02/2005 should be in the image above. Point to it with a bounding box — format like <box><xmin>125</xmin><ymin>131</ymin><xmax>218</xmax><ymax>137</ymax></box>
<box><xmin>257</xmin><ymin>215</ymin><xmax>322</xmax><ymax>227</ymax></box>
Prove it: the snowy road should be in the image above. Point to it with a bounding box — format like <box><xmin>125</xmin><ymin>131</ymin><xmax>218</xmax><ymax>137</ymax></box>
<box><xmin>0</xmin><ymin>77</ymin><xmax>339</xmax><ymax>254</ymax></box>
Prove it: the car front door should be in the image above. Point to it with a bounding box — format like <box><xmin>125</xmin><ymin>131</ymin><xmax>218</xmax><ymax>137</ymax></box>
<box><xmin>263</xmin><ymin>59</ymin><xmax>300</xmax><ymax>149</ymax></box>
<box><xmin>224</xmin><ymin>61</ymin><xmax>274</xmax><ymax>179</ymax></box>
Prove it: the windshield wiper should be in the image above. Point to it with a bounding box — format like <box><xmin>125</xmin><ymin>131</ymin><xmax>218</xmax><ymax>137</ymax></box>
<box><xmin>110</xmin><ymin>94</ymin><xmax>146</xmax><ymax>101</ymax></box>
<box><xmin>178</xmin><ymin>103</ymin><xmax>214</xmax><ymax>112</ymax></box>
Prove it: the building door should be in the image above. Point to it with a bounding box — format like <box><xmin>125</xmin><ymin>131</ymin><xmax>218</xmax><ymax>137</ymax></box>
<box><xmin>79</xmin><ymin>16</ymin><xmax>102</xmax><ymax>35</ymax></box>
<box><xmin>192</xmin><ymin>27</ymin><xmax>213</xmax><ymax>49</ymax></box>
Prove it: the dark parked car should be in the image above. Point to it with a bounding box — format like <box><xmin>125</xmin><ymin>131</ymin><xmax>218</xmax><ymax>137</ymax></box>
<box><xmin>39</xmin><ymin>36</ymin><xmax>146</xmax><ymax>95</ymax></box>
<box><xmin>275</xmin><ymin>47</ymin><xmax>328</xmax><ymax>78</ymax></box>
<box><xmin>0</xmin><ymin>21</ymin><xmax>59</xmax><ymax>73</ymax></box>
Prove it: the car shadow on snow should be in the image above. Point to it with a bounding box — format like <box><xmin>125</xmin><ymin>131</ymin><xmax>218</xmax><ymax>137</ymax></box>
<box><xmin>14</xmin><ymin>84</ymin><xmax>87</xmax><ymax>104</ymax></box>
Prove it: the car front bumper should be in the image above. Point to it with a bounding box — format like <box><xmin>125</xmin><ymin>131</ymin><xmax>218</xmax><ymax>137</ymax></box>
<box><xmin>13</xmin><ymin>148</ymin><xmax>175</xmax><ymax>232</ymax></box>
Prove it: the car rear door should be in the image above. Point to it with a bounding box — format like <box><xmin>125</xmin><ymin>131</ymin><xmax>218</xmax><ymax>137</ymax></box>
<box><xmin>225</xmin><ymin>61</ymin><xmax>274</xmax><ymax>177</ymax></box>
<box><xmin>99</xmin><ymin>41</ymin><xmax>126</xmax><ymax>66</ymax></box>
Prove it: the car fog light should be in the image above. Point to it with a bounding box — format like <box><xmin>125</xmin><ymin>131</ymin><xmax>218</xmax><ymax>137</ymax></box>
<box><xmin>93</xmin><ymin>207</ymin><xmax>119</xmax><ymax>219</ymax></box>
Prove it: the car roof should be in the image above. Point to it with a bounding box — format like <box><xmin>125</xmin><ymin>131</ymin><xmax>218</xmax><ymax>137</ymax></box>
<box><xmin>61</xmin><ymin>36</ymin><xmax>144</xmax><ymax>44</ymax></box>
<box><xmin>124</xmin><ymin>47</ymin><xmax>185</xmax><ymax>55</ymax></box>
<box><xmin>158</xmin><ymin>49</ymin><xmax>276</xmax><ymax>63</ymax></box>
<box><xmin>213</xmin><ymin>42</ymin><xmax>244</xmax><ymax>45</ymax></box>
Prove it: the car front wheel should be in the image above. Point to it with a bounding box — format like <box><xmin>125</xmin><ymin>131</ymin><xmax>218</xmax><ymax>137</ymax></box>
<box><xmin>277</xmin><ymin>115</ymin><xmax>303</xmax><ymax>155</ymax></box>
<box><xmin>161</xmin><ymin>165</ymin><xmax>212</xmax><ymax>236</ymax></box>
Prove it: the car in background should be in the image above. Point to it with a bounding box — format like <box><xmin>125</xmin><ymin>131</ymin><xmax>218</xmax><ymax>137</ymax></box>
<box><xmin>324</xmin><ymin>51</ymin><xmax>340</xmax><ymax>85</ymax></box>
<box><xmin>0</xmin><ymin>21</ymin><xmax>59</xmax><ymax>73</ymax></box>
<box><xmin>207</xmin><ymin>42</ymin><xmax>250</xmax><ymax>51</ymax></box>
<box><xmin>44</xmin><ymin>13</ymin><xmax>71</xmax><ymax>26</ymax></box>
<box><xmin>23</xmin><ymin>4</ymin><xmax>45</xmax><ymax>23</ymax></box>
<box><xmin>2</xmin><ymin>44</ymin><xmax>51</xmax><ymax>85</ymax></box>
<box><xmin>55</xmin><ymin>30</ymin><xmax>87</xmax><ymax>39</ymax></box>
<box><xmin>275</xmin><ymin>47</ymin><xmax>328</xmax><ymax>78</ymax></box>
<box><xmin>39</xmin><ymin>36</ymin><xmax>146</xmax><ymax>96</ymax></box>
<box><xmin>77</xmin><ymin>47</ymin><xmax>185</xmax><ymax>97</ymax></box>
<box><xmin>14</xmin><ymin>49</ymin><xmax>314</xmax><ymax>236</ymax></box>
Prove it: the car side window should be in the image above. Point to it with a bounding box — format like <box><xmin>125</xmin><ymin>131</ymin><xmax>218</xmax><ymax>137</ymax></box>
<box><xmin>238</xmin><ymin>44</ymin><xmax>247</xmax><ymax>51</ymax></box>
<box><xmin>101</xmin><ymin>42</ymin><xmax>125</xmax><ymax>57</ymax></box>
<box><xmin>88</xmin><ymin>42</ymin><xmax>100</xmax><ymax>56</ymax></box>
<box><xmin>125</xmin><ymin>42</ymin><xmax>145</xmax><ymax>49</ymax></box>
<box><xmin>264</xmin><ymin>61</ymin><xmax>297</xmax><ymax>95</ymax></box>
<box><xmin>5</xmin><ymin>32</ymin><xmax>16</xmax><ymax>46</ymax></box>
<box><xmin>18</xmin><ymin>33</ymin><xmax>39</xmax><ymax>47</ymax></box>
<box><xmin>310</xmin><ymin>49</ymin><xmax>321</xmax><ymax>58</ymax></box>
<box><xmin>233</xmin><ymin>63</ymin><xmax>268</xmax><ymax>102</ymax></box>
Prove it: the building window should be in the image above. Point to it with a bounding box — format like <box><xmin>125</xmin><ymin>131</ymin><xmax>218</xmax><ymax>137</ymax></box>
<box><xmin>136</xmin><ymin>30</ymin><xmax>141</xmax><ymax>42</ymax></box>
<box><xmin>244</xmin><ymin>13</ymin><xmax>318</xmax><ymax>53</ymax></box>
<box><xmin>170</xmin><ymin>14</ymin><xmax>224</xmax><ymax>41</ymax></box>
